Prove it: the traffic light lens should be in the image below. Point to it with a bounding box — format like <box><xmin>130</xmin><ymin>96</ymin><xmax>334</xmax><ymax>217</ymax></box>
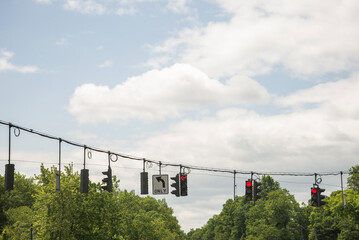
<box><xmin>312</xmin><ymin>188</ymin><xmax>317</xmax><ymax>194</ymax></box>
<box><xmin>246</xmin><ymin>181</ymin><xmax>252</xmax><ymax>187</ymax></box>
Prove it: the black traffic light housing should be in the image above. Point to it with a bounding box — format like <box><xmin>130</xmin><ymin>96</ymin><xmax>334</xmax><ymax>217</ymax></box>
<box><xmin>140</xmin><ymin>171</ymin><xmax>149</xmax><ymax>195</ymax></box>
<box><xmin>5</xmin><ymin>164</ymin><xmax>15</xmax><ymax>191</ymax></box>
<box><xmin>245</xmin><ymin>179</ymin><xmax>252</xmax><ymax>201</ymax></box>
<box><xmin>171</xmin><ymin>174</ymin><xmax>180</xmax><ymax>197</ymax></box>
<box><xmin>318</xmin><ymin>187</ymin><xmax>327</xmax><ymax>206</ymax></box>
<box><xmin>180</xmin><ymin>174</ymin><xmax>188</xmax><ymax>196</ymax></box>
<box><xmin>253</xmin><ymin>180</ymin><xmax>262</xmax><ymax>201</ymax></box>
<box><xmin>311</xmin><ymin>184</ymin><xmax>326</xmax><ymax>207</ymax></box>
<box><xmin>80</xmin><ymin>169</ymin><xmax>89</xmax><ymax>193</ymax></box>
<box><xmin>101</xmin><ymin>167</ymin><xmax>112</xmax><ymax>192</ymax></box>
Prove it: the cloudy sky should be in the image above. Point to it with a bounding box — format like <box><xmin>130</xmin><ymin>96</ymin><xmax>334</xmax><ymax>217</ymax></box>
<box><xmin>1</xmin><ymin>0</ymin><xmax>359</xmax><ymax>232</ymax></box>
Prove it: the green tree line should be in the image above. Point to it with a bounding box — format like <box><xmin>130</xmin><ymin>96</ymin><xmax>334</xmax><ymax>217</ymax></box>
<box><xmin>186</xmin><ymin>166</ymin><xmax>359</xmax><ymax>240</ymax></box>
<box><xmin>1</xmin><ymin>165</ymin><xmax>359</xmax><ymax>239</ymax></box>
<box><xmin>0</xmin><ymin>164</ymin><xmax>184</xmax><ymax>239</ymax></box>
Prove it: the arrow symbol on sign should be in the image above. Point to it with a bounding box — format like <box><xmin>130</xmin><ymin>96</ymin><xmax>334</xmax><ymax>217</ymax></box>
<box><xmin>181</xmin><ymin>175</ymin><xmax>186</xmax><ymax>181</ymax></box>
<box><xmin>156</xmin><ymin>177</ymin><xmax>166</xmax><ymax>188</ymax></box>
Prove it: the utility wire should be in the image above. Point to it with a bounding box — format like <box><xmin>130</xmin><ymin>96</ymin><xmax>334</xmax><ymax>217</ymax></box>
<box><xmin>0</xmin><ymin>120</ymin><xmax>350</xmax><ymax>177</ymax></box>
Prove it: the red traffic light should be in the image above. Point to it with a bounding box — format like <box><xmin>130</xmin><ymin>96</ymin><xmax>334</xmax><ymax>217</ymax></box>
<box><xmin>312</xmin><ymin>188</ymin><xmax>317</xmax><ymax>194</ymax></box>
<box><xmin>246</xmin><ymin>181</ymin><xmax>252</xmax><ymax>187</ymax></box>
<box><xmin>180</xmin><ymin>175</ymin><xmax>187</xmax><ymax>181</ymax></box>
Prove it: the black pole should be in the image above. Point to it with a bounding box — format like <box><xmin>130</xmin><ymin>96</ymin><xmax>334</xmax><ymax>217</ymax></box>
<box><xmin>233</xmin><ymin>170</ymin><xmax>236</xmax><ymax>200</ymax></box>
<box><xmin>8</xmin><ymin>123</ymin><xmax>11</xmax><ymax>164</ymax></box>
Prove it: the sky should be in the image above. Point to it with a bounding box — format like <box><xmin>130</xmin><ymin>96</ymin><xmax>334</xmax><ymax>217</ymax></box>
<box><xmin>1</xmin><ymin>0</ymin><xmax>359</xmax><ymax>233</ymax></box>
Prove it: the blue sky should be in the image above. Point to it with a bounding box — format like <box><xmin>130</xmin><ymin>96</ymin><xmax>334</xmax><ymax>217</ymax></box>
<box><xmin>1</xmin><ymin>0</ymin><xmax>359</xmax><ymax>232</ymax></box>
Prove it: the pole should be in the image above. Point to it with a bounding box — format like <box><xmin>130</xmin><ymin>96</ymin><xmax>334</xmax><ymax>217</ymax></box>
<box><xmin>8</xmin><ymin>124</ymin><xmax>11</xmax><ymax>164</ymax></box>
<box><xmin>58</xmin><ymin>139</ymin><xmax>62</xmax><ymax>173</ymax></box>
<box><xmin>233</xmin><ymin>170</ymin><xmax>236</xmax><ymax>200</ymax></box>
<box><xmin>159</xmin><ymin>161</ymin><xmax>162</xmax><ymax>176</ymax></box>
<box><xmin>56</xmin><ymin>139</ymin><xmax>62</xmax><ymax>192</ymax></box>
<box><xmin>341</xmin><ymin>171</ymin><xmax>346</xmax><ymax>208</ymax></box>
<box><xmin>83</xmin><ymin>146</ymin><xmax>86</xmax><ymax>169</ymax></box>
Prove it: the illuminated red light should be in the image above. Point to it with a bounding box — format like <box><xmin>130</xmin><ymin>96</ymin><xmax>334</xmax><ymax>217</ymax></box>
<box><xmin>312</xmin><ymin>188</ymin><xmax>317</xmax><ymax>194</ymax></box>
<box><xmin>246</xmin><ymin>181</ymin><xmax>252</xmax><ymax>187</ymax></box>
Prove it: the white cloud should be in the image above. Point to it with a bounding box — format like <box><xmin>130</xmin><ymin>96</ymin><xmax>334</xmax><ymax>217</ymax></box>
<box><xmin>96</xmin><ymin>45</ymin><xmax>104</xmax><ymax>51</ymax></box>
<box><xmin>97</xmin><ymin>59</ymin><xmax>113</xmax><ymax>68</ymax></box>
<box><xmin>151</xmin><ymin>0</ymin><xmax>359</xmax><ymax>78</ymax></box>
<box><xmin>68</xmin><ymin>63</ymin><xmax>270</xmax><ymax>123</ymax></box>
<box><xmin>127</xmin><ymin>74</ymin><xmax>359</xmax><ymax>231</ymax></box>
<box><xmin>167</xmin><ymin>0</ymin><xmax>191</xmax><ymax>14</ymax></box>
<box><xmin>64</xmin><ymin>0</ymin><xmax>106</xmax><ymax>15</ymax></box>
<box><xmin>55</xmin><ymin>37</ymin><xmax>68</xmax><ymax>46</ymax></box>
<box><xmin>116</xmin><ymin>6</ymin><xmax>137</xmax><ymax>16</ymax></box>
<box><xmin>0</xmin><ymin>50</ymin><xmax>39</xmax><ymax>73</ymax></box>
<box><xmin>35</xmin><ymin>0</ymin><xmax>54</xmax><ymax>4</ymax></box>
<box><xmin>133</xmin><ymin>74</ymin><xmax>359</xmax><ymax>173</ymax></box>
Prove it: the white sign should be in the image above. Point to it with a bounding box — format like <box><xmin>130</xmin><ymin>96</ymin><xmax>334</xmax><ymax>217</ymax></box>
<box><xmin>152</xmin><ymin>174</ymin><xmax>169</xmax><ymax>195</ymax></box>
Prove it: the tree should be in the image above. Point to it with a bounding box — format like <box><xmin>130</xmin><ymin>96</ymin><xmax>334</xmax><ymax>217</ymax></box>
<box><xmin>30</xmin><ymin>164</ymin><xmax>184</xmax><ymax>239</ymax></box>
<box><xmin>308</xmin><ymin>189</ymin><xmax>359</xmax><ymax>239</ymax></box>
<box><xmin>0</xmin><ymin>173</ymin><xmax>35</xmax><ymax>234</ymax></box>
<box><xmin>245</xmin><ymin>189</ymin><xmax>304</xmax><ymax>240</ymax></box>
<box><xmin>348</xmin><ymin>165</ymin><xmax>359</xmax><ymax>191</ymax></box>
<box><xmin>1</xmin><ymin>206</ymin><xmax>33</xmax><ymax>240</ymax></box>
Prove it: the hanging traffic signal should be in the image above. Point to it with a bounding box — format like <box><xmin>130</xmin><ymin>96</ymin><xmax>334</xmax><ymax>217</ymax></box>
<box><xmin>80</xmin><ymin>169</ymin><xmax>89</xmax><ymax>193</ymax></box>
<box><xmin>245</xmin><ymin>180</ymin><xmax>252</xmax><ymax>201</ymax></box>
<box><xmin>5</xmin><ymin>164</ymin><xmax>15</xmax><ymax>191</ymax></box>
<box><xmin>101</xmin><ymin>167</ymin><xmax>112</xmax><ymax>192</ymax></box>
<box><xmin>253</xmin><ymin>180</ymin><xmax>262</xmax><ymax>201</ymax></box>
<box><xmin>318</xmin><ymin>187</ymin><xmax>327</xmax><ymax>207</ymax></box>
<box><xmin>140</xmin><ymin>172</ymin><xmax>148</xmax><ymax>195</ymax></box>
<box><xmin>311</xmin><ymin>185</ymin><xmax>327</xmax><ymax>207</ymax></box>
<box><xmin>311</xmin><ymin>186</ymin><xmax>319</xmax><ymax>207</ymax></box>
<box><xmin>56</xmin><ymin>170</ymin><xmax>61</xmax><ymax>192</ymax></box>
<box><xmin>171</xmin><ymin>174</ymin><xmax>180</xmax><ymax>197</ymax></box>
<box><xmin>180</xmin><ymin>174</ymin><xmax>188</xmax><ymax>196</ymax></box>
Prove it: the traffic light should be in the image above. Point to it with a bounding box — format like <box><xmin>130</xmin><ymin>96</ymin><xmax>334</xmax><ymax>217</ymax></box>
<box><xmin>311</xmin><ymin>185</ymin><xmax>326</xmax><ymax>207</ymax></box>
<box><xmin>180</xmin><ymin>174</ymin><xmax>188</xmax><ymax>196</ymax></box>
<box><xmin>318</xmin><ymin>187</ymin><xmax>327</xmax><ymax>206</ymax></box>
<box><xmin>56</xmin><ymin>170</ymin><xmax>61</xmax><ymax>192</ymax></box>
<box><xmin>311</xmin><ymin>186</ymin><xmax>319</xmax><ymax>207</ymax></box>
<box><xmin>140</xmin><ymin>171</ymin><xmax>148</xmax><ymax>195</ymax></box>
<box><xmin>171</xmin><ymin>174</ymin><xmax>180</xmax><ymax>197</ymax></box>
<box><xmin>80</xmin><ymin>169</ymin><xmax>89</xmax><ymax>193</ymax></box>
<box><xmin>5</xmin><ymin>164</ymin><xmax>15</xmax><ymax>191</ymax></box>
<box><xmin>101</xmin><ymin>167</ymin><xmax>112</xmax><ymax>192</ymax></box>
<box><xmin>253</xmin><ymin>180</ymin><xmax>262</xmax><ymax>201</ymax></box>
<box><xmin>245</xmin><ymin>180</ymin><xmax>252</xmax><ymax>201</ymax></box>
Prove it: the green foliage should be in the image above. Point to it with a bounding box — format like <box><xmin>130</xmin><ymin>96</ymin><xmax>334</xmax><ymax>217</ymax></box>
<box><xmin>348</xmin><ymin>165</ymin><xmax>359</xmax><ymax>191</ymax></box>
<box><xmin>186</xmin><ymin>172</ymin><xmax>354</xmax><ymax>240</ymax></box>
<box><xmin>245</xmin><ymin>189</ymin><xmax>305</xmax><ymax>240</ymax></box>
<box><xmin>1</xmin><ymin>164</ymin><xmax>184</xmax><ymax>239</ymax></box>
<box><xmin>3</xmin><ymin>166</ymin><xmax>359</xmax><ymax>240</ymax></box>
<box><xmin>0</xmin><ymin>172</ymin><xmax>35</xmax><ymax>234</ymax></box>
<box><xmin>308</xmin><ymin>189</ymin><xmax>359</xmax><ymax>239</ymax></box>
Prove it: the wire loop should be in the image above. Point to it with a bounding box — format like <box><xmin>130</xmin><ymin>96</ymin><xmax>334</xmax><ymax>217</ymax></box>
<box><xmin>183</xmin><ymin>167</ymin><xmax>191</xmax><ymax>174</ymax></box>
<box><xmin>146</xmin><ymin>161</ymin><xmax>153</xmax><ymax>169</ymax></box>
<box><xmin>87</xmin><ymin>150</ymin><xmax>92</xmax><ymax>159</ymax></box>
<box><xmin>14</xmin><ymin>127</ymin><xmax>20</xmax><ymax>137</ymax></box>
<box><xmin>110</xmin><ymin>154</ymin><xmax>118</xmax><ymax>162</ymax></box>
<box><xmin>316</xmin><ymin>175</ymin><xmax>323</xmax><ymax>184</ymax></box>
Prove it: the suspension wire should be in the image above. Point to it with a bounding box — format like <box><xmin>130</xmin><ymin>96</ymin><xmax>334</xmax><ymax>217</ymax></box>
<box><xmin>0</xmin><ymin>120</ymin><xmax>351</xmax><ymax>177</ymax></box>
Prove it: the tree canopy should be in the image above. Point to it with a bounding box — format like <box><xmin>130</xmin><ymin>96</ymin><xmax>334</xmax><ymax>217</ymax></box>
<box><xmin>2</xmin><ymin>165</ymin><xmax>359</xmax><ymax>239</ymax></box>
<box><xmin>187</xmin><ymin>170</ymin><xmax>359</xmax><ymax>240</ymax></box>
<box><xmin>0</xmin><ymin>164</ymin><xmax>184</xmax><ymax>240</ymax></box>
